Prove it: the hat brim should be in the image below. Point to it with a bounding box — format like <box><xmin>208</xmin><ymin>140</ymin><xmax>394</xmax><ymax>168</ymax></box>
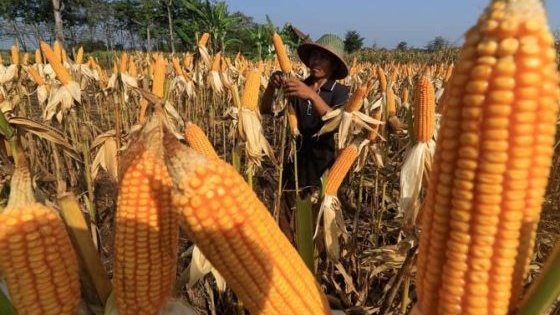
<box><xmin>297</xmin><ymin>43</ymin><xmax>349</xmax><ymax>80</ymax></box>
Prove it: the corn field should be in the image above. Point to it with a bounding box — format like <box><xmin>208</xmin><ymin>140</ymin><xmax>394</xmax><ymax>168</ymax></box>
<box><xmin>0</xmin><ymin>0</ymin><xmax>560</xmax><ymax>314</ymax></box>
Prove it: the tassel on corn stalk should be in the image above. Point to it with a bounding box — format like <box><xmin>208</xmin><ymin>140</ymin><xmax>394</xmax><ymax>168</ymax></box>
<box><xmin>399</xmin><ymin>74</ymin><xmax>436</xmax><ymax>228</ymax></box>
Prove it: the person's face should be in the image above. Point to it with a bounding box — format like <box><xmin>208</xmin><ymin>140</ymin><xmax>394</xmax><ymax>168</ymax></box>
<box><xmin>308</xmin><ymin>49</ymin><xmax>336</xmax><ymax>79</ymax></box>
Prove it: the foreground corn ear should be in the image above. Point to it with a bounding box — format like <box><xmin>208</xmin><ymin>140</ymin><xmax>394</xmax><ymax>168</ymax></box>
<box><xmin>163</xmin><ymin>132</ymin><xmax>331</xmax><ymax>315</ymax></box>
<box><xmin>114</xmin><ymin>114</ymin><xmax>179</xmax><ymax>315</ymax></box>
<box><xmin>414</xmin><ymin>0</ymin><xmax>560</xmax><ymax>314</ymax></box>
<box><xmin>272</xmin><ymin>32</ymin><xmax>292</xmax><ymax>74</ymax></box>
<box><xmin>0</xmin><ymin>148</ymin><xmax>80</xmax><ymax>315</ymax></box>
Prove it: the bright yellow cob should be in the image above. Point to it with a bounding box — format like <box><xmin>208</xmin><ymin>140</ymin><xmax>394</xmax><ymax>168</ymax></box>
<box><xmin>414</xmin><ymin>75</ymin><xmax>435</xmax><ymax>142</ymax></box>
<box><xmin>75</xmin><ymin>46</ymin><xmax>84</xmax><ymax>64</ymax></box>
<box><xmin>0</xmin><ymin>149</ymin><xmax>80</xmax><ymax>315</ymax></box>
<box><xmin>40</xmin><ymin>41</ymin><xmax>71</xmax><ymax>85</ymax></box>
<box><xmin>10</xmin><ymin>44</ymin><xmax>19</xmax><ymax>65</ymax></box>
<box><xmin>344</xmin><ymin>85</ymin><xmax>366</xmax><ymax>112</ymax></box>
<box><xmin>272</xmin><ymin>32</ymin><xmax>292</xmax><ymax>73</ymax></box>
<box><xmin>377</xmin><ymin>66</ymin><xmax>387</xmax><ymax>93</ymax></box>
<box><xmin>240</xmin><ymin>70</ymin><xmax>261</xmax><ymax>110</ymax></box>
<box><xmin>35</xmin><ymin>48</ymin><xmax>42</xmax><ymax>64</ymax></box>
<box><xmin>152</xmin><ymin>56</ymin><xmax>167</xmax><ymax>98</ymax></box>
<box><xmin>386</xmin><ymin>85</ymin><xmax>396</xmax><ymax>116</ymax></box>
<box><xmin>325</xmin><ymin>144</ymin><xmax>358</xmax><ymax>195</ymax></box>
<box><xmin>198</xmin><ymin>32</ymin><xmax>210</xmax><ymax>47</ymax></box>
<box><xmin>119</xmin><ymin>52</ymin><xmax>129</xmax><ymax>74</ymax></box>
<box><xmin>414</xmin><ymin>0</ymin><xmax>560</xmax><ymax>314</ymax></box>
<box><xmin>27</xmin><ymin>66</ymin><xmax>46</xmax><ymax>86</ymax></box>
<box><xmin>211</xmin><ymin>52</ymin><xmax>221</xmax><ymax>72</ymax></box>
<box><xmin>184</xmin><ymin>121</ymin><xmax>220</xmax><ymax>160</ymax></box>
<box><xmin>367</xmin><ymin>108</ymin><xmax>383</xmax><ymax>142</ymax></box>
<box><xmin>114</xmin><ymin>115</ymin><xmax>179</xmax><ymax>315</ymax></box>
<box><xmin>172</xmin><ymin>56</ymin><xmax>185</xmax><ymax>77</ymax></box>
<box><xmin>22</xmin><ymin>52</ymin><xmax>29</xmax><ymax>66</ymax></box>
<box><xmin>53</xmin><ymin>40</ymin><xmax>63</xmax><ymax>63</ymax></box>
<box><xmin>163</xmin><ymin>135</ymin><xmax>331</xmax><ymax>315</ymax></box>
<box><xmin>287</xmin><ymin>104</ymin><xmax>300</xmax><ymax>137</ymax></box>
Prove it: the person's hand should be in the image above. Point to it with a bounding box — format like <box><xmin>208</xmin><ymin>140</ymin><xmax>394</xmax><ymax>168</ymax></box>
<box><xmin>268</xmin><ymin>71</ymin><xmax>284</xmax><ymax>89</ymax></box>
<box><xmin>283</xmin><ymin>78</ymin><xmax>315</xmax><ymax>99</ymax></box>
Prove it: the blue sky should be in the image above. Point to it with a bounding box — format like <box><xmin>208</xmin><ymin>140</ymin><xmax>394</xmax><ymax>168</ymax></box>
<box><xmin>225</xmin><ymin>0</ymin><xmax>560</xmax><ymax>49</ymax></box>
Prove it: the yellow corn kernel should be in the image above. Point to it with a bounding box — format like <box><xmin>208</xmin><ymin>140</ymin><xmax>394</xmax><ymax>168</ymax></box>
<box><xmin>114</xmin><ymin>116</ymin><xmax>179</xmax><ymax>315</ymax></box>
<box><xmin>240</xmin><ymin>70</ymin><xmax>261</xmax><ymax>110</ymax></box>
<box><xmin>414</xmin><ymin>0</ymin><xmax>559</xmax><ymax>314</ymax></box>
<box><xmin>164</xmin><ymin>137</ymin><xmax>331</xmax><ymax>315</ymax></box>
<box><xmin>40</xmin><ymin>41</ymin><xmax>71</xmax><ymax>85</ymax></box>
<box><xmin>272</xmin><ymin>32</ymin><xmax>292</xmax><ymax>73</ymax></box>
<box><xmin>414</xmin><ymin>75</ymin><xmax>436</xmax><ymax>142</ymax></box>
<box><xmin>344</xmin><ymin>85</ymin><xmax>366</xmax><ymax>112</ymax></box>
<box><xmin>325</xmin><ymin>144</ymin><xmax>358</xmax><ymax>195</ymax></box>
<box><xmin>184</xmin><ymin>122</ymin><xmax>220</xmax><ymax>160</ymax></box>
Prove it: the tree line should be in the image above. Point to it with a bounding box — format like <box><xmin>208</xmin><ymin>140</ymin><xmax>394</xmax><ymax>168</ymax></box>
<box><xmin>0</xmin><ymin>0</ymin><xmax>465</xmax><ymax>59</ymax></box>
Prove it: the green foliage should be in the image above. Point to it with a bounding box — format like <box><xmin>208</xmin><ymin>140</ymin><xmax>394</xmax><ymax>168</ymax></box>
<box><xmin>343</xmin><ymin>30</ymin><xmax>364</xmax><ymax>54</ymax></box>
<box><xmin>425</xmin><ymin>36</ymin><xmax>450</xmax><ymax>52</ymax></box>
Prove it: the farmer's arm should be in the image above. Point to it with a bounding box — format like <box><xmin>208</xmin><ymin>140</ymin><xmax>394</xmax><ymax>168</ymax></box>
<box><xmin>260</xmin><ymin>71</ymin><xmax>283</xmax><ymax>115</ymax></box>
<box><xmin>284</xmin><ymin>78</ymin><xmax>332</xmax><ymax>116</ymax></box>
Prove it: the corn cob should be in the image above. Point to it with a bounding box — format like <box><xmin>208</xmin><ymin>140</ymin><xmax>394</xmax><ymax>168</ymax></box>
<box><xmin>163</xmin><ymin>134</ymin><xmax>331</xmax><ymax>315</ymax></box>
<box><xmin>414</xmin><ymin>0</ymin><xmax>560</xmax><ymax>314</ymax></box>
<box><xmin>35</xmin><ymin>48</ymin><xmax>42</xmax><ymax>64</ymax></box>
<box><xmin>377</xmin><ymin>66</ymin><xmax>387</xmax><ymax>93</ymax></box>
<box><xmin>325</xmin><ymin>144</ymin><xmax>359</xmax><ymax>195</ymax></box>
<box><xmin>386</xmin><ymin>84</ymin><xmax>397</xmax><ymax>116</ymax></box>
<box><xmin>75</xmin><ymin>46</ymin><xmax>84</xmax><ymax>65</ymax></box>
<box><xmin>211</xmin><ymin>52</ymin><xmax>221</xmax><ymax>72</ymax></box>
<box><xmin>287</xmin><ymin>104</ymin><xmax>300</xmax><ymax>137</ymax></box>
<box><xmin>40</xmin><ymin>41</ymin><xmax>71</xmax><ymax>85</ymax></box>
<box><xmin>272</xmin><ymin>32</ymin><xmax>292</xmax><ymax>73</ymax></box>
<box><xmin>172</xmin><ymin>56</ymin><xmax>185</xmax><ymax>77</ymax></box>
<box><xmin>240</xmin><ymin>70</ymin><xmax>261</xmax><ymax>110</ymax></box>
<box><xmin>114</xmin><ymin>115</ymin><xmax>179</xmax><ymax>315</ymax></box>
<box><xmin>344</xmin><ymin>85</ymin><xmax>366</xmax><ymax>112</ymax></box>
<box><xmin>0</xmin><ymin>148</ymin><xmax>80</xmax><ymax>315</ymax></box>
<box><xmin>10</xmin><ymin>44</ymin><xmax>18</xmax><ymax>65</ymax></box>
<box><xmin>198</xmin><ymin>32</ymin><xmax>210</xmax><ymax>47</ymax></box>
<box><xmin>184</xmin><ymin>122</ymin><xmax>219</xmax><ymax>160</ymax></box>
<box><xmin>414</xmin><ymin>75</ymin><xmax>436</xmax><ymax>142</ymax></box>
<box><xmin>53</xmin><ymin>41</ymin><xmax>63</xmax><ymax>63</ymax></box>
<box><xmin>119</xmin><ymin>53</ymin><xmax>129</xmax><ymax>74</ymax></box>
<box><xmin>152</xmin><ymin>56</ymin><xmax>167</xmax><ymax>98</ymax></box>
<box><xmin>27</xmin><ymin>66</ymin><xmax>46</xmax><ymax>86</ymax></box>
<box><xmin>367</xmin><ymin>108</ymin><xmax>383</xmax><ymax>142</ymax></box>
<box><xmin>22</xmin><ymin>52</ymin><xmax>29</xmax><ymax>66</ymax></box>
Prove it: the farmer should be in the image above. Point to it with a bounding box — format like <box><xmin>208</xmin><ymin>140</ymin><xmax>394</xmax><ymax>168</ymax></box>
<box><xmin>261</xmin><ymin>34</ymin><xmax>350</xmax><ymax>239</ymax></box>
